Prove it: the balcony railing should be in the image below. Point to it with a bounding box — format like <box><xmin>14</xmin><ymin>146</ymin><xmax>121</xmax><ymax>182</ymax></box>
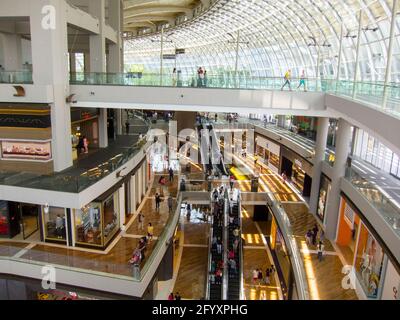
<box><xmin>0</xmin><ymin>71</ymin><xmax>33</xmax><ymax>84</ymax></box>
<box><xmin>344</xmin><ymin>166</ymin><xmax>400</xmax><ymax>237</ymax></box>
<box><xmin>2</xmin><ymin>70</ymin><xmax>400</xmax><ymax>117</ymax></box>
<box><xmin>0</xmin><ymin>194</ymin><xmax>183</xmax><ymax>293</ymax></box>
<box><xmin>0</xmin><ymin>124</ymin><xmax>150</xmax><ymax>193</ymax></box>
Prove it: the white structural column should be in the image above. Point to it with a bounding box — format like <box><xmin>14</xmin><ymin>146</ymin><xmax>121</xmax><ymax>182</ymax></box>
<box><xmin>325</xmin><ymin>118</ymin><xmax>352</xmax><ymax>239</ymax></box>
<box><xmin>352</xmin><ymin>10</ymin><xmax>363</xmax><ymax>99</ymax></box>
<box><xmin>89</xmin><ymin>0</ymin><xmax>108</xmax><ymax>147</ymax></box>
<box><xmin>383</xmin><ymin>0</ymin><xmax>398</xmax><ymax>109</ymax></box>
<box><xmin>277</xmin><ymin>115</ymin><xmax>286</xmax><ymax>128</ymax></box>
<box><xmin>89</xmin><ymin>0</ymin><xmax>106</xmax><ymax>73</ymax></box>
<box><xmin>70</xmin><ymin>52</ymin><xmax>76</xmax><ymax>73</ymax></box>
<box><xmin>1</xmin><ymin>33</ymin><xmax>22</xmax><ymax>71</ymax></box>
<box><xmin>119</xmin><ymin>184</ymin><xmax>126</xmax><ymax>230</ymax></box>
<box><xmin>116</xmin><ymin>109</ymin><xmax>123</xmax><ymax>135</ymax></box>
<box><xmin>309</xmin><ymin>117</ymin><xmax>329</xmax><ymax>219</ymax></box>
<box><xmin>30</xmin><ymin>0</ymin><xmax>72</xmax><ymax>172</ymax></box>
<box><xmin>108</xmin><ymin>0</ymin><xmax>123</xmax><ymax>73</ymax></box>
<box><xmin>98</xmin><ymin>108</ymin><xmax>108</xmax><ymax>148</ymax></box>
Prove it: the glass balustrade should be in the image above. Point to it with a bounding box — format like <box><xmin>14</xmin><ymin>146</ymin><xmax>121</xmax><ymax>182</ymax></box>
<box><xmin>0</xmin><ymin>71</ymin><xmax>33</xmax><ymax>84</ymax></box>
<box><xmin>345</xmin><ymin>166</ymin><xmax>400</xmax><ymax>237</ymax></box>
<box><xmin>0</xmin><ymin>195</ymin><xmax>183</xmax><ymax>283</ymax></box>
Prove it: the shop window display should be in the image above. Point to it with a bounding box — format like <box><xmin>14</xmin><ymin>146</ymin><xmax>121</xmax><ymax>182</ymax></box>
<box><xmin>0</xmin><ymin>201</ymin><xmax>9</xmax><ymax>236</ymax></box>
<box><xmin>354</xmin><ymin>222</ymin><xmax>385</xmax><ymax>299</ymax></box>
<box><xmin>42</xmin><ymin>206</ymin><xmax>66</xmax><ymax>242</ymax></box>
<box><xmin>292</xmin><ymin>161</ymin><xmax>305</xmax><ymax>192</ymax></box>
<box><xmin>1</xmin><ymin>140</ymin><xmax>52</xmax><ymax>161</ymax></box>
<box><xmin>103</xmin><ymin>192</ymin><xmax>120</xmax><ymax>245</ymax></box>
<box><xmin>75</xmin><ymin>203</ymin><xmax>102</xmax><ymax>246</ymax></box>
<box><xmin>317</xmin><ymin>175</ymin><xmax>331</xmax><ymax>222</ymax></box>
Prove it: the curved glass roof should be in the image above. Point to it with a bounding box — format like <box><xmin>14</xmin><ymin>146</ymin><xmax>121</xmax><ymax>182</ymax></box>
<box><xmin>125</xmin><ymin>0</ymin><xmax>400</xmax><ymax>82</ymax></box>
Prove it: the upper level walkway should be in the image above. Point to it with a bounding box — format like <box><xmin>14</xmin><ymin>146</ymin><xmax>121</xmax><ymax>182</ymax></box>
<box><xmin>2</xmin><ymin>71</ymin><xmax>399</xmax><ymax>155</ymax></box>
<box><xmin>2</xmin><ymin>71</ymin><xmax>399</xmax><ymax>117</ymax></box>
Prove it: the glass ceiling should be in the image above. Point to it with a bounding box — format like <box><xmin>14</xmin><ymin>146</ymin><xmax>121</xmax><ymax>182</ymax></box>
<box><xmin>124</xmin><ymin>0</ymin><xmax>400</xmax><ymax>82</ymax></box>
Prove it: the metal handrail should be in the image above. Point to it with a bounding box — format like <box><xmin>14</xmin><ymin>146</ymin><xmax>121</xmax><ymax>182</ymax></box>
<box><xmin>238</xmin><ymin>192</ymin><xmax>245</xmax><ymax>300</ymax></box>
<box><xmin>205</xmin><ymin>214</ymin><xmax>214</xmax><ymax>300</ymax></box>
<box><xmin>222</xmin><ymin>191</ymin><xmax>229</xmax><ymax>300</ymax></box>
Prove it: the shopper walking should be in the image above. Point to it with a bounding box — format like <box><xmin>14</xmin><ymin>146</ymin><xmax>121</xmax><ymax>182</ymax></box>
<box><xmin>317</xmin><ymin>241</ymin><xmax>325</xmax><ymax>262</ymax></box>
<box><xmin>147</xmin><ymin>223</ymin><xmax>154</xmax><ymax>242</ymax></box>
<box><xmin>168</xmin><ymin>167</ymin><xmax>174</xmax><ymax>182</ymax></box>
<box><xmin>125</xmin><ymin>120</ymin><xmax>130</xmax><ymax>134</ymax></box>
<box><xmin>174</xmin><ymin>292</ymin><xmax>181</xmax><ymax>300</ymax></box>
<box><xmin>265</xmin><ymin>268</ymin><xmax>271</xmax><ymax>285</ymax></box>
<box><xmin>168</xmin><ymin>195</ymin><xmax>173</xmax><ymax>214</ymax></box>
<box><xmin>155</xmin><ymin>193</ymin><xmax>161</xmax><ymax>211</ymax></box>
<box><xmin>280</xmin><ymin>69</ymin><xmax>292</xmax><ymax>91</ymax></box>
<box><xmin>297</xmin><ymin>70</ymin><xmax>307</xmax><ymax>91</ymax></box>
<box><xmin>252</xmin><ymin>269</ymin><xmax>259</xmax><ymax>285</ymax></box>
<box><xmin>229</xmin><ymin>175</ymin><xmax>235</xmax><ymax>190</ymax></box>
<box><xmin>305</xmin><ymin>229</ymin><xmax>312</xmax><ymax>245</ymax></box>
<box><xmin>312</xmin><ymin>223</ymin><xmax>319</xmax><ymax>246</ymax></box>
<box><xmin>138</xmin><ymin>211</ymin><xmax>144</xmax><ymax>230</ymax></box>
<box><xmin>217</xmin><ymin>240</ymin><xmax>222</xmax><ymax>255</ymax></box>
<box><xmin>168</xmin><ymin>292</ymin><xmax>175</xmax><ymax>300</ymax></box>
<box><xmin>257</xmin><ymin>269</ymin><xmax>263</xmax><ymax>285</ymax></box>
<box><xmin>172</xmin><ymin>68</ymin><xmax>177</xmax><ymax>87</ymax></box>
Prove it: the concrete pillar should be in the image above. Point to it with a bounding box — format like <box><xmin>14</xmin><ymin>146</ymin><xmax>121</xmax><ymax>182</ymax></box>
<box><xmin>30</xmin><ymin>0</ymin><xmax>72</xmax><ymax>172</ymax></box>
<box><xmin>89</xmin><ymin>0</ymin><xmax>106</xmax><ymax>73</ymax></box>
<box><xmin>108</xmin><ymin>0</ymin><xmax>122</xmax><ymax>73</ymax></box>
<box><xmin>69</xmin><ymin>52</ymin><xmax>76</xmax><ymax>73</ymax></box>
<box><xmin>84</xmin><ymin>52</ymin><xmax>90</xmax><ymax>73</ymax></box>
<box><xmin>116</xmin><ymin>109</ymin><xmax>123</xmax><ymax>135</ymax></box>
<box><xmin>325</xmin><ymin>118</ymin><xmax>352</xmax><ymax>239</ymax></box>
<box><xmin>119</xmin><ymin>184</ymin><xmax>126</xmax><ymax>230</ymax></box>
<box><xmin>1</xmin><ymin>33</ymin><xmax>22</xmax><ymax>71</ymax></box>
<box><xmin>277</xmin><ymin>115</ymin><xmax>286</xmax><ymax>128</ymax></box>
<box><xmin>309</xmin><ymin>117</ymin><xmax>329</xmax><ymax>219</ymax></box>
<box><xmin>99</xmin><ymin>108</ymin><xmax>108</xmax><ymax>148</ymax></box>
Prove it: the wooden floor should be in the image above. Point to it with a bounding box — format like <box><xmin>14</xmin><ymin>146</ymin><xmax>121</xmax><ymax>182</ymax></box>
<box><xmin>231</xmin><ymin>155</ymin><xmax>358</xmax><ymax>300</ymax></box>
<box><xmin>172</xmin><ymin>205</ymin><xmax>210</xmax><ymax>300</ymax></box>
<box><xmin>243</xmin><ymin>248</ymin><xmax>280</xmax><ymax>300</ymax></box>
<box><xmin>241</xmin><ymin>206</ymin><xmax>280</xmax><ymax>300</ymax></box>
<box><xmin>281</xmin><ymin>202</ymin><xmax>358</xmax><ymax>300</ymax></box>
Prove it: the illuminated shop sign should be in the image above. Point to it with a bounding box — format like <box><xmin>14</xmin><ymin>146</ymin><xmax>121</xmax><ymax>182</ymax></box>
<box><xmin>1</xmin><ymin>140</ymin><xmax>52</xmax><ymax>161</ymax></box>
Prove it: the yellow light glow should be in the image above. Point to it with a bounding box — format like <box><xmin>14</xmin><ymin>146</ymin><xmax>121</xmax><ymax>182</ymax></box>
<box><xmin>300</xmin><ymin>240</ymin><xmax>320</xmax><ymax>300</ymax></box>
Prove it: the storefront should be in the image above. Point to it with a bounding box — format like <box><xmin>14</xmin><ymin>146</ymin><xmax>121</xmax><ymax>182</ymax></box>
<box><xmin>6</xmin><ymin>202</ymin><xmax>41</xmax><ymax>240</ymax></box>
<box><xmin>70</xmin><ymin>108</ymin><xmax>99</xmax><ymax>161</ymax></box>
<box><xmin>73</xmin><ymin>158</ymin><xmax>150</xmax><ymax>249</ymax></box>
<box><xmin>336</xmin><ymin>194</ymin><xmax>399</xmax><ymax>299</ymax></box>
<box><xmin>0</xmin><ymin>201</ymin><xmax>20</xmax><ymax>238</ymax></box>
<box><xmin>42</xmin><ymin>206</ymin><xmax>67</xmax><ymax>244</ymax></box>
<box><xmin>74</xmin><ymin>190</ymin><xmax>120</xmax><ymax>249</ymax></box>
<box><xmin>255</xmin><ymin>135</ymin><xmax>280</xmax><ymax>173</ymax></box>
<box><xmin>316</xmin><ymin>174</ymin><xmax>331</xmax><ymax>223</ymax></box>
<box><xmin>280</xmin><ymin>147</ymin><xmax>313</xmax><ymax>197</ymax></box>
<box><xmin>265</xmin><ymin>211</ymin><xmax>296</xmax><ymax>300</ymax></box>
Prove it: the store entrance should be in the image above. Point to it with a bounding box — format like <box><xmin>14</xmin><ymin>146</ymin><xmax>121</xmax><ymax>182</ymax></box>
<box><xmin>9</xmin><ymin>202</ymin><xmax>40</xmax><ymax>240</ymax></box>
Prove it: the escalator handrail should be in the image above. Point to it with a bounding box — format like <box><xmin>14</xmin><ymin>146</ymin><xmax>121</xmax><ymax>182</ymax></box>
<box><xmin>205</xmin><ymin>214</ymin><xmax>214</xmax><ymax>300</ymax></box>
<box><xmin>222</xmin><ymin>191</ymin><xmax>229</xmax><ymax>300</ymax></box>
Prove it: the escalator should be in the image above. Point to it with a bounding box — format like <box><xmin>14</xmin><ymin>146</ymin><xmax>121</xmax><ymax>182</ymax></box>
<box><xmin>227</xmin><ymin>192</ymin><xmax>243</xmax><ymax>300</ymax></box>
<box><xmin>208</xmin><ymin>196</ymin><xmax>225</xmax><ymax>300</ymax></box>
<box><xmin>208</xmin><ymin>124</ymin><xmax>229</xmax><ymax>177</ymax></box>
